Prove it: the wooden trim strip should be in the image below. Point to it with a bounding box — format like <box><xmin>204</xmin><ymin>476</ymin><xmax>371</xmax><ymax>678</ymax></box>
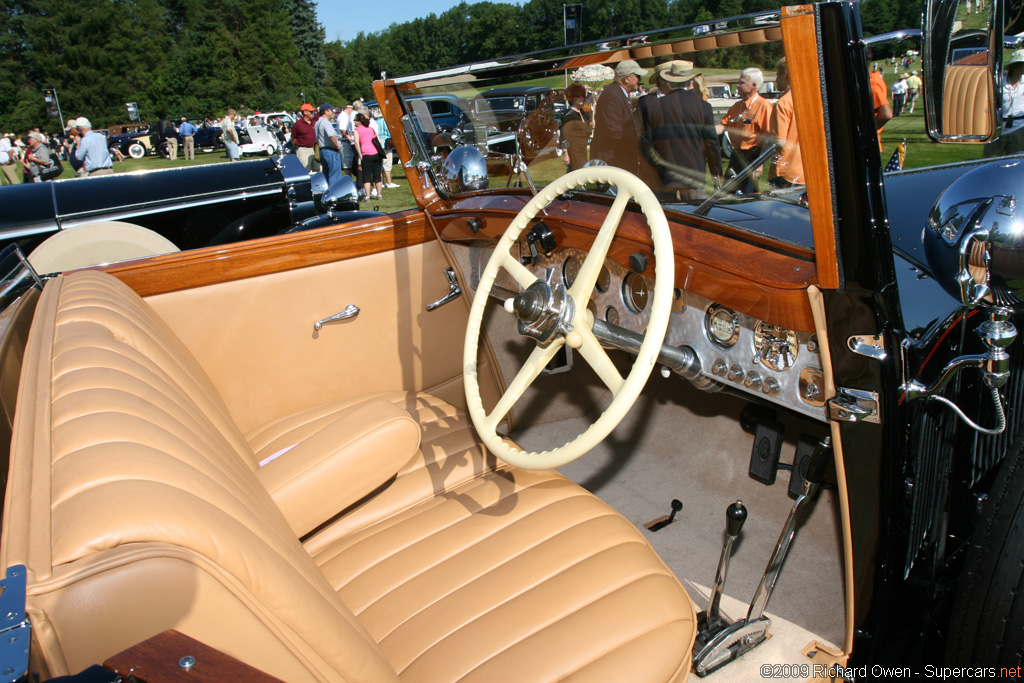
<box><xmin>783</xmin><ymin>5</ymin><xmax>840</xmax><ymax>290</ymax></box>
<box><xmin>98</xmin><ymin>210</ymin><xmax>434</xmax><ymax>297</ymax></box>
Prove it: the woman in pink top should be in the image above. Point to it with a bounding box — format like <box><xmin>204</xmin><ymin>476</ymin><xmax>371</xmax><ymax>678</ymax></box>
<box><xmin>354</xmin><ymin>113</ymin><xmax>384</xmax><ymax>201</ymax></box>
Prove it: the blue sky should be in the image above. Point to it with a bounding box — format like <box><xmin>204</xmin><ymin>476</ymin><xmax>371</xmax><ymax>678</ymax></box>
<box><xmin>315</xmin><ymin>0</ymin><xmax>520</xmax><ymax>42</ymax></box>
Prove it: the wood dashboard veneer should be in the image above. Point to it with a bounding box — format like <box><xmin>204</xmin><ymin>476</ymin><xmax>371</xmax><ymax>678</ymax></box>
<box><xmin>436</xmin><ymin>201</ymin><xmax>818</xmax><ymax>331</ymax></box>
<box><xmin>97</xmin><ymin>210</ymin><xmax>434</xmax><ymax>297</ymax></box>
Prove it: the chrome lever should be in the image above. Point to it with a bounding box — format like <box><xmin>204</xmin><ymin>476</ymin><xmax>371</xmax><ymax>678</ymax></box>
<box><xmin>314</xmin><ymin>304</ymin><xmax>359</xmax><ymax>331</ymax></box>
<box><xmin>426</xmin><ymin>268</ymin><xmax>462</xmax><ymax>311</ymax></box>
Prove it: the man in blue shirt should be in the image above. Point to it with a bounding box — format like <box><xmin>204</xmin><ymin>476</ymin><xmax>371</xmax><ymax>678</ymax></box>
<box><xmin>179</xmin><ymin>118</ymin><xmax>198</xmax><ymax>160</ymax></box>
<box><xmin>73</xmin><ymin>118</ymin><xmax>113</xmax><ymax>176</ymax></box>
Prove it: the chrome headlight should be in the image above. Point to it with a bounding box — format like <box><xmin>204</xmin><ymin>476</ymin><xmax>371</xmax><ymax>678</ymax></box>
<box><xmin>440</xmin><ymin>145</ymin><xmax>489</xmax><ymax>194</ymax></box>
<box><xmin>923</xmin><ymin>158</ymin><xmax>1024</xmax><ymax>307</ymax></box>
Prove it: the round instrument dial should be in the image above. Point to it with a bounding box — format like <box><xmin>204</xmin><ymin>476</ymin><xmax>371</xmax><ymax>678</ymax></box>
<box><xmin>622</xmin><ymin>272</ymin><xmax>649</xmax><ymax>313</ymax></box>
<box><xmin>752</xmin><ymin>322</ymin><xmax>799</xmax><ymax>371</ymax></box>
<box><xmin>705</xmin><ymin>305</ymin><xmax>740</xmax><ymax>348</ymax></box>
<box><xmin>605</xmin><ymin>306</ymin><xmax>619</xmax><ymax>325</ymax></box>
<box><xmin>562</xmin><ymin>257</ymin><xmax>580</xmax><ymax>288</ymax></box>
<box><xmin>595</xmin><ymin>265</ymin><xmax>612</xmax><ymax>292</ymax></box>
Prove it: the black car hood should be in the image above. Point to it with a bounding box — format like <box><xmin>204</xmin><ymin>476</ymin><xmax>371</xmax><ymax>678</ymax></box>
<box><xmin>0</xmin><ymin>156</ymin><xmax>308</xmax><ymax>239</ymax></box>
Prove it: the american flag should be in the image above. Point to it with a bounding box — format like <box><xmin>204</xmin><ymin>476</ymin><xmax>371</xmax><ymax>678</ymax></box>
<box><xmin>884</xmin><ymin>139</ymin><xmax>906</xmax><ymax>172</ymax></box>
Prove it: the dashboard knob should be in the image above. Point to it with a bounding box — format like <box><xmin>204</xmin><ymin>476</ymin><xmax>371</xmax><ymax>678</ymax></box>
<box><xmin>744</xmin><ymin>371</ymin><xmax>763</xmax><ymax>390</ymax></box>
<box><xmin>727</xmin><ymin>364</ymin><xmax>744</xmax><ymax>382</ymax></box>
<box><xmin>762</xmin><ymin>377</ymin><xmax>781</xmax><ymax>397</ymax></box>
<box><xmin>712</xmin><ymin>359</ymin><xmax>728</xmax><ymax>376</ymax></box>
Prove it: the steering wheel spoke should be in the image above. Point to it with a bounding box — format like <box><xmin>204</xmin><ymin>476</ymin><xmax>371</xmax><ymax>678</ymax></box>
<box><xmin>575</xmin><ymin>327</ymin><xmax>624</xmax><ymax>392</ymax></box>
<box><xmin>568</xmin><ymin>192</ymin><xmax>632</xmax><ymax>303</ymax></box>
<box><xmin>464</xmin><ymin>166</ymin><xmax>674</xmax><ymax>470</ymax></box>
<box><xmin>484</xmin><ymin>342</ymin><xmax>563</xmax><ymax>431</ymax></box>
<box><xmin>498</xmin><ymin>250</ymin><xmax>540</xmax><ymax>290</ymax></box>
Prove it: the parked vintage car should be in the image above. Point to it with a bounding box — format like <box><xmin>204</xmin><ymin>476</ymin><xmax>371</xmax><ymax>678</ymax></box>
<box><xmin>151</xmin><ymin>117</ymin><xmax>225</xmax><ymax>158</ymax></box>
<box><xmin>0</xmin><ymin>154</ymin><xmax>380</xmax><ymax>273</ymax></box>
<box><xmin>0</xmin><ymin>0</ymin><xmax>1020</xmax><ymax>681</ymax></box>
<box><xmin>106</xmin><ymin>125</ymin><xmax>157</xmax><ymax>159</ymax></box>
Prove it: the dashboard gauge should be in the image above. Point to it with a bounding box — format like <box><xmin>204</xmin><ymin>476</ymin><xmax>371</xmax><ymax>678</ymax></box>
<box><xmin>705</xmin><ymin>304</ymin><xmax>740</xmax><ymax>348</ymax></box>
<box><xmin>595</xmin><ymin>265</ymin><xmax>611</xmax><ymax>293</ymax></box>
<box><xmin>672</xmin><ymin>287</ymin><xmax>686</xmax><ymax>313</ymax></box>
<box><xmin>753</xmin><ymin>322</ymin><xmax>799</xmax><ymax>371</ymax></box>
<box><xmin>622</xmin><ymin>273</ymin><xmax>649</xmax><ymax>313</ymax></box>
<box><xmin>562</xmin><ymin>257</ymin><xmax>580</xmax><ymax>288</ymax></box>
<box><xmin>605</xmin><ymin>306</ymin><xmax>619</xmax><ymax>325</ymax></box>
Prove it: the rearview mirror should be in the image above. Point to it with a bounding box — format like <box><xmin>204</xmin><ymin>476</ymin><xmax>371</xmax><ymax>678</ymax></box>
<box><xmin>924</xmin><ymin>0</ymin><xmax>1004</xmax><ymax>141</ymax></box>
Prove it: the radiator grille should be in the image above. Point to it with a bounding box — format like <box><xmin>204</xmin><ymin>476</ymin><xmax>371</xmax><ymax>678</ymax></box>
<box><xmin>904</xmin><ymin>326</ymin><xmax>1024</xmax><ymax>577</ymax></box>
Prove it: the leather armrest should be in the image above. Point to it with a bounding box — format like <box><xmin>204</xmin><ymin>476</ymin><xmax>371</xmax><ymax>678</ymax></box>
<box><xmin>257</xmin><ymin>400</ymin><xmax>421</xmax><ymax>536</ymax></box>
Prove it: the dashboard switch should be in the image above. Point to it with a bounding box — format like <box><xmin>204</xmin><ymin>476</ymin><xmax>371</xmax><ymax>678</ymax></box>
<box><xmin>762</xmin><ymin>377</ymin><xmax>781</xmax><ymax>397</ymax></box>
<box><xmin>728</xmin><ymin>364</ymin><xmax>744</xmax><ymax>382</ymax></box>
<box><xmin>712</xmin><ymin>359</ymin><xmax>728</xmax><ymax>376</ymax></box>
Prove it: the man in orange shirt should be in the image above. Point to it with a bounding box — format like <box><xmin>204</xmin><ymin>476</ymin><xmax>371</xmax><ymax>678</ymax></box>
<box><xmin>768</xmin><ymin>57</ymin><xmax>802</xmax><ymax>188</ymax></box>
<box><xmin>869</xmin><ymin>67</ymin><xmax>893</xmax><ymax>153</ymax></box>
<box><xmin>718</xmin><ymin>67</ymin><xmax>773</xmax><ymax>193</ymax></box>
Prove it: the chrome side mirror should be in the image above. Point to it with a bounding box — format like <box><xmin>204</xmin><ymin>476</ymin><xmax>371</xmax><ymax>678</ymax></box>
<box><xmin>923</xmin><ymin>0</ymin><xmax>1004</xmax><ymax>141</ymax></box>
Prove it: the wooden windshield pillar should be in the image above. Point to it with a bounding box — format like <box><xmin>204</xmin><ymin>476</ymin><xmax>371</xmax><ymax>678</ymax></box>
<box><xmin>373</xmin><ymin>80</ymin><xmax>442</xmax><ymax>212</ymax></box>
<box><xmin>782</xmin><ymin>5</ymin><xmax>839</xmax><ymax>290</ymax></box>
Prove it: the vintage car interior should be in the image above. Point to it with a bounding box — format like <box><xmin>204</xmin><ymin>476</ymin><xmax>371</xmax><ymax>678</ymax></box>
<box><xmin>0</xmin><ymin>0</ymin><xmax>1017</xmax><ymax>681</ymax></box>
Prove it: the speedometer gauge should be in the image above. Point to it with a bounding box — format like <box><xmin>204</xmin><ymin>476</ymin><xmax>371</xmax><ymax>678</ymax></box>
<box><xmin>752</xmin><ymin>322</ymin><xmax>799</xmax><ymax>371</ymax></box>
<box><xmin>705</xmin><ymin>305</ymin><xmax>740</xmax><ymax>348</ymax></box>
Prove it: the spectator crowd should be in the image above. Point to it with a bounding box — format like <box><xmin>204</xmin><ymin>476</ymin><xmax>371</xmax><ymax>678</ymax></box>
<box><xmin>1</xmin><ymin>100</ymin><xmax>400</xmax><ymax>202</ymax></box>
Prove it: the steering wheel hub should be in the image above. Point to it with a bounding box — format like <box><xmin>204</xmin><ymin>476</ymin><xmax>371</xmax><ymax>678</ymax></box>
<box><xmin>511</xmin><ymin>280</ymin><xmax>575</xmax><ymax>344</ymax></box>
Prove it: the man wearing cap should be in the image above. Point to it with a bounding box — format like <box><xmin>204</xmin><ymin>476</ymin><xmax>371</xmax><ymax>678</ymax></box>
<box><xmin>0</xmin><ymin>133</ymin><xmax>20</xmax><ymax>185</ymax></box>
<box><xmin>74</xmin><ymin>118</ymin><xmax>114</xmax><ymax>176</ymax></box>
<box><xmin>591</xmin><ymin>59</ymin><xmax>648</xmax><ymax>174</ymax></box>
<box><xmin>221</xmin><ymin>109</ymin><xmax>241</xmax><ymax>161</ymax></box>
<box><xmin>718</xmin><ymin>67</ymin><xmax>772</xmax><ymax>194</ymax></box>
<box><xmin>292</xmin><ymin>103</ymin><xmax>319</xmax><ymax>172</ymax></box>
<box><xmin>179</xmin><ymin>118</ymin><xmax>198</xmax><ymax>160</ymax></box>
<box><xmin>906</xmin><ymin>70</ymin><xmax>922</xmax><ymax>114</ymax></box>
<box><xmin>64</xmin><ymin>119</ymin><xmax>86</xmax><ymax>178</ymax></box>
<box><xmin>315</xmin><ymin>104</ymin><xmax>342</xmax><ymax>183</ymax></box>
<box><xmin>640</xmin><ymin>60</ymin><xmax>722</xmax><ymax>200</ymax></box>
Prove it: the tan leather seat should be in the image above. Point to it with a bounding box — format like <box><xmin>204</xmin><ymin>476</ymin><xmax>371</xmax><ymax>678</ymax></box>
<box><xmin>1</xmin><ymin>271</ymin><xmax>697</xmax><ymax>682</ymax></box>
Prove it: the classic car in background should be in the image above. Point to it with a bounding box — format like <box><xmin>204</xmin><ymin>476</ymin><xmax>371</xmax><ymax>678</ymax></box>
<box><xmin>0</xmin><ymin>154</ymin><xmax>381</xmax><ymax>273</ymax></box>
<box><xmin>106</xmin><ymin>125</ymin><xmax>157</xmax><ymax>159</ymax></box>
<box><xmin>0</xmin><ymin>0</ymin><xmax>1020</xmax><ymax>681</ymax></box>
<box><xmin>152</xmin><ymin>117</ymin><xmax>225</xmax><ymax>158</ymax></box>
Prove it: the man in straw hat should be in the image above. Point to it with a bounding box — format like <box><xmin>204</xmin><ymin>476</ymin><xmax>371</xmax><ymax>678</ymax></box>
<box><xmin>591</xmin><ymin>59</ymin><xmax>648</xmax><ymax>174</ymax></box>
<box><xmin>639</xmin><ymin>60</ymin><xmax>722</xmax><ymax>200</ymax></box>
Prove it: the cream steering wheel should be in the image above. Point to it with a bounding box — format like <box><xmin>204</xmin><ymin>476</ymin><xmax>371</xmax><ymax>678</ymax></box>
<box><xmin>463</xmin><ymin>166</ymin><xmax>675</xmax><ymax>469</ymax></box>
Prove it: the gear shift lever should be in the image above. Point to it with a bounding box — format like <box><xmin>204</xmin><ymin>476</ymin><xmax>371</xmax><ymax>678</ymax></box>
<box><xmin>706</xmin><ymin>500</ymin><xmax>746</xmax><ymax>631</ymax></box>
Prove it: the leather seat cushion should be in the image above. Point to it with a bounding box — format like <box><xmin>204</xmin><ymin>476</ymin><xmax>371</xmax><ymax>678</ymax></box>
<box><xmin>253</xmin><ymin>394</ymin><xmax>698</xmax><ymax>681</ymax></box>
<box><xmin>312</xmin><ymin>463</ymin><xmax>696</xmax><ymax>681</ymax></box>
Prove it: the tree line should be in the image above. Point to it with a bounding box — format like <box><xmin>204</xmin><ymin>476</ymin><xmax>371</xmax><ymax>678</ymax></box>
<box><xmin>0</xmin><ymin>0</ymin><xmax>922</xmax><ymax>134</ymax></box>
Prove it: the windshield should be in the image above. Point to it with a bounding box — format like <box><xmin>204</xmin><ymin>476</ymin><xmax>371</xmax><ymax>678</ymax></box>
<box><xmin>395</xmin><ymin>14</ymin><xmax>818</xmax><ymax>250</ymax></box>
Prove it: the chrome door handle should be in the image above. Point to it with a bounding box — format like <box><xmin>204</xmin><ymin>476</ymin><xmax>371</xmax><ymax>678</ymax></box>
<box><xmin>314</xmin><ymin>304</ymin><xmax>359</xmax><ymax>330</ymax></box>
<box><xmin>426</xmin><ymin>268</ymin><xmax>462</xmax><ymax>311</ymax></box>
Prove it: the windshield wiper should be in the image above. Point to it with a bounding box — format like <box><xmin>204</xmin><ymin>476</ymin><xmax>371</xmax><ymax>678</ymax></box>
<box><xmin>694</xmin><ymin>143</ymin><xmax>779</xmax><ymax>217</ymax></box>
